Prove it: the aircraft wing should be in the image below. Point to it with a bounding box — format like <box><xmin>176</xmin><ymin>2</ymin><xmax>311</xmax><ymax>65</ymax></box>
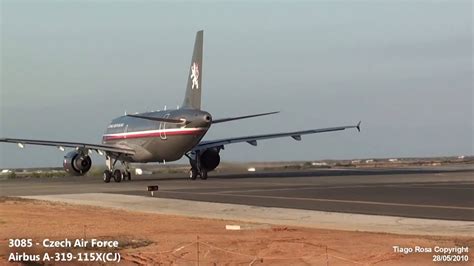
<box><xmin>193</xmin><ymin>121</ymin><xmax>361</xmax><ymax>151</ymax></box>
<box><xmin>0</xmin><ymin>138</ymin><xmax>135</xmax><ymax>155</ymax></box>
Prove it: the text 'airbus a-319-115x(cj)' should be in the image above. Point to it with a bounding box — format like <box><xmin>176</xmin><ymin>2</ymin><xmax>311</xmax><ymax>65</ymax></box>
<box><xmin>1</xmin><ymin>30</ymin><xmax>361</xmax><ymax>183</ymax></box>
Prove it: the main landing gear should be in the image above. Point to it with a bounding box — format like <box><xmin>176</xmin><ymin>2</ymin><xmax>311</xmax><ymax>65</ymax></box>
<box><xmin>189</xmin><ymin>167</ymin><xmax>207</xmax><ymax>180</ymax></box>
<box><xmin>103</xmin><ymin>156</ymin><xmax>132</xmax><ymax>183</ymax></box>
<box><xmin>186</xmin><ymin>151</ymin><xmax>208</xmax><ymax>180</ymax></box>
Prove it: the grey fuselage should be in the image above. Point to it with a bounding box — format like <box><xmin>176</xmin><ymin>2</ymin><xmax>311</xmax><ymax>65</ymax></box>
<box><xmin>102</xmin><ymin>109</ymin><xmax>212</xmax><ymax>162</ymax></box>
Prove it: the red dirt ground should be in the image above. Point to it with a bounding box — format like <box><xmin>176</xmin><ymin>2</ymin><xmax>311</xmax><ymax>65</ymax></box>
<box><xmin>0</xmin><ymin>198</ymin><xmax>472</xmax><ymax>265</ymax></box>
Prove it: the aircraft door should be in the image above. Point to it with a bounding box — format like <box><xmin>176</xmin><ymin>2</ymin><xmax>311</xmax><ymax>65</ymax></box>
<box><xmin>159</xmin><ymin>114</ymin><xmax>170</xmax><ymax>140</ymax></box>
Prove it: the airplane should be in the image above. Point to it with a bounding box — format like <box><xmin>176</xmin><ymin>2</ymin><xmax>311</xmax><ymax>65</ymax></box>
<box><xmin>0</xmin><ymin>30</ymin><xmax>361</xmax><ymax>183</ymax></box>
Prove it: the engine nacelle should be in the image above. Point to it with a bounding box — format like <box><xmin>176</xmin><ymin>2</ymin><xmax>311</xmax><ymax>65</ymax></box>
<box><xmin>63</xmin><ymin>151</ymin><xmax>92</xmax><ymax>176</ymax></box>
<box><xmin>200</xmin><ymin>149</ymin><xmax>220</xmax><ymax>171</ymax></box>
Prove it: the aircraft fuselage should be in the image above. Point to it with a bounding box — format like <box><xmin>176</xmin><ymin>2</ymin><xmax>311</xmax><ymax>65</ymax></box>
<box><xmin>102</xmin><ymin>109</ymin><xmax>212</xmax><ymax>162</ymax></box>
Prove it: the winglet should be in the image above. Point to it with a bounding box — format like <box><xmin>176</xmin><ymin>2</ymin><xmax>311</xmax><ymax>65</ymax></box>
<box><xmin>356</xmin><ymin>121</ymin><xmax>361</xmax><ymax>132</ymax></box>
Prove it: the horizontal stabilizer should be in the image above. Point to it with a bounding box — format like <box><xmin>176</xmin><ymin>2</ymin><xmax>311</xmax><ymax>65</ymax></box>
<box><xmin>127</xmin><ymin>114</ymin><xmax>189</xmax><ymax>124</ymax></box>
<box><xmin>212</xmin><ymin>111</ymin><xmax>279</xmax><ymax>124</ymax></box>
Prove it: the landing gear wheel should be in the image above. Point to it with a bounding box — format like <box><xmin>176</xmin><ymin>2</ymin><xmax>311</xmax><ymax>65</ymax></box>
<box><xmin>103</xmin><ymin>170</ymin><xmax>111</xmax><ymax>183</ymax></box>
<box><xmin>113</xmin><ymin>169</ymin><xmax>122</xmax><ymax>183</ymax></box>
<box><xmin>200</xmin><ymin>169</ymin><xmax>208</xmax><ymax>180</ymax></box>
<box><xmin>189</xmin><ymin>168</ymin><xmax>198</xmax><ymax>180</ymax></box>
<box><xmin>125</xmin><ymin>171</ymin><xmax>132</xmax><ymax>181</ymax></box>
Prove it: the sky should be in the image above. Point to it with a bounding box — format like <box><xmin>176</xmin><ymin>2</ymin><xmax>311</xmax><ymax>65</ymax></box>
<box><xmin>0</xmin><ymin>0</ymin><xmax>472</xmax><ymax>168</ymax></box>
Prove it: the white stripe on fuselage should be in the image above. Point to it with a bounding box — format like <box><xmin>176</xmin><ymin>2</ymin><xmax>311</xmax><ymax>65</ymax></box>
<box><xmin>103</xmin><ymin>127</ymin><xmax>206</xmax><ymax>137</ymax></box>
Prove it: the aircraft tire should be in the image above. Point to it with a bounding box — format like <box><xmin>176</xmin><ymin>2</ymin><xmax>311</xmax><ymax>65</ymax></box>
<box><xmin>113</xmin><ymin>169</ymin><xmax>122</xmax><ymax>183</ymax></box>
<box><xmin>189</xmin><ymin>168</ymin><xmax>198</xmax><ymax>180</ymax></box>
<box><xmin>200</xmin><ymin>169</ymin><xmax>208</xmax><ymax>180</ymax></box>
<box><xmin>103</xmin><ymin>170</ymin><xmax>111</xmax><ymax>183</ymax></box>
<box><xmin>125</xmin><ymin>171</ymin><xmax>132</xmax><ymax>181</ymax></box>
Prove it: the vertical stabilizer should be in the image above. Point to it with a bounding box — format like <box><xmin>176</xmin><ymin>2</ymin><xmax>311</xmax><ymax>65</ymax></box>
<box><xmin>182</xmin><ymin>30</ymin><xmax>203</xmax><ymax>110</ymax></box>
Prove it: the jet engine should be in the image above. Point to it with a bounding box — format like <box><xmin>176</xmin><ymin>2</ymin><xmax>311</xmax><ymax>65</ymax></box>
<box><xmin>63</xmin><ymin>151</ymin><xmax>92</xmax><ymax>176</ymax></box>
<box><xmin>200</xmin><ymin>149</ymin><xmax>220</xmax><ymax>171</ymax></box>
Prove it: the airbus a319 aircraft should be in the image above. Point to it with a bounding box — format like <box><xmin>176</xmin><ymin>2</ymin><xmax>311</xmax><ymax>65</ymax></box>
<box><xmin>1</xmin><ymin>30</ymin><xmax>361</xmax><ymax>183</ymax></box>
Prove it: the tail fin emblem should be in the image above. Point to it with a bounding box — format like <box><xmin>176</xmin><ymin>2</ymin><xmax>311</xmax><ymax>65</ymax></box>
<box><xmin>190</xmin><ymin>62</ymin><xmax>199</xmax><ymax>89</ymax></box>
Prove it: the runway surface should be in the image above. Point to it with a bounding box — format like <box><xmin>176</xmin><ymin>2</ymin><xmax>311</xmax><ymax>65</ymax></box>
<box><xmin>1</xmin><ymin>167</ymin><xmax>473</xmax><ymax>221</ymax></box>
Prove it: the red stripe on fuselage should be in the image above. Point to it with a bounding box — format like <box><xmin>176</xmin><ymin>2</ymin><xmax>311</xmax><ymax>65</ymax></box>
<box><xmin>102</xmin><ymin>129</ymin><xmax>205</xmax><ymax>141</ymax></box>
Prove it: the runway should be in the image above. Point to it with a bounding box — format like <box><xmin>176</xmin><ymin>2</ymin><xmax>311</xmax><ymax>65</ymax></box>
<box><xmin>1</xmin><ymin>167</ymin><xmax>473</xmax><ymax>221</ymax></box>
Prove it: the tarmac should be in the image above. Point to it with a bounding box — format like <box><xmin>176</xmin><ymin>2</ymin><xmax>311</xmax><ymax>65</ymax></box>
<box><xmin>1</xmin><ymin>166</ymin><xmax>473</xmax><ymax>236</ymax></box>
